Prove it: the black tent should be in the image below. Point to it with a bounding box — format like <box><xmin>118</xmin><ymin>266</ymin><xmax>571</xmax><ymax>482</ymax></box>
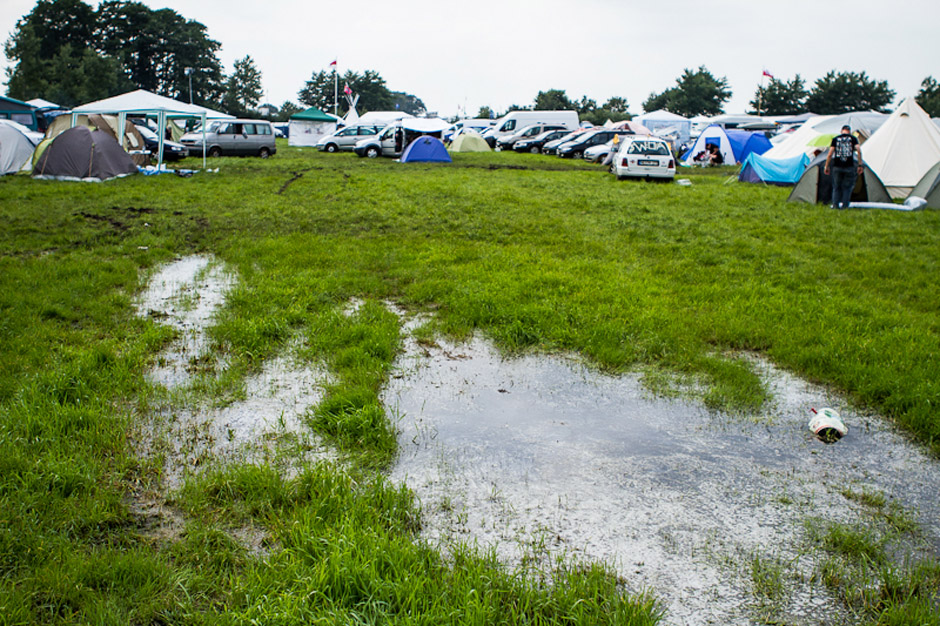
<box><xmin>33</xmin><ymin>125</ymin><xmax>137</xmax><ymax>182</ymax></box>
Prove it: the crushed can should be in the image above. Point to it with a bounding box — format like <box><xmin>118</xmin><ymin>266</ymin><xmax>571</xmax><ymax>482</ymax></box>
<box><xmin>809</xmin><ymin>408</ymin><xmax>847</xmax><ymax>443</ymax></box>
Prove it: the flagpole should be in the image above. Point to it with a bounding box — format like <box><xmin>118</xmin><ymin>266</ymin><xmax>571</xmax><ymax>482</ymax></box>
<box><xmin>758</xmin><ymin>72</ymin><xmax>765</xmax><ymax>116</ymax></box>
<box><xmin>334</xmin><ymin>66</ymin><xmax>338</xmax><ymax>116</ymax></box>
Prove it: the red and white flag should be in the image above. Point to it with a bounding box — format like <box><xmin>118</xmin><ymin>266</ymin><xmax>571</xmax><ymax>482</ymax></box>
<box><xmin>329</xmin><ymin>59</ymin><xmax>337</xmax><ymax>67</ymax></box>
<box><xmin>343</xmin><ymin>83</ymin><xmax>352</xmax><ymax>96</ymax></box>
<box><xmin>762</xmin><ymin>70</ymin><xmax>774</xmax><ymax>79</ymax></box>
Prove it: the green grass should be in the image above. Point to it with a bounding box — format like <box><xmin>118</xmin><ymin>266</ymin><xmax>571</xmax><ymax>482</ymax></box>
<box><xmin>1</xmin><ymin>142</ymin><xmax>938</xmax><ymax>623</ymax></box>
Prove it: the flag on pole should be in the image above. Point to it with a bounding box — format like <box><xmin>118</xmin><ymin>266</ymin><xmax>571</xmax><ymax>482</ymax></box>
<box><xmin>762</xmin><ymin>70</ymin><xmax>774</xmax><ymax>79</ymax></box>
<box><xmin>343</xmin><ymin>83</ymin><xmax>352</xmax><ymax>96</ymax></box>
<box><xmin>330</xmin><ymin>59</ymin><xmax>337</xmax><ymax>67</ymax></box>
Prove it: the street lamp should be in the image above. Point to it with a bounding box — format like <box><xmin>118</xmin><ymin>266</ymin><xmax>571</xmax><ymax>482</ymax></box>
<box><xmin>185</xmin><ymin>67</ymin><xmax>193</xmax><ymax>104</ymax></box>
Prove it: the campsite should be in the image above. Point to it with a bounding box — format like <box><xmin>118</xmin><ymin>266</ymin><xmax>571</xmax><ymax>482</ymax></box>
<box><xmin>2</xmin><ymin>121</ymin><xmax>940</xmax><ymax>623</ymax></box>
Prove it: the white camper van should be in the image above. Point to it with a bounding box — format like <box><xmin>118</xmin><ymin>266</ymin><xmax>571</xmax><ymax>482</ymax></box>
<box><xmin>484</xmin><ymin>110</ymin><xmax>579</xmax><ymax>147</ymax></box>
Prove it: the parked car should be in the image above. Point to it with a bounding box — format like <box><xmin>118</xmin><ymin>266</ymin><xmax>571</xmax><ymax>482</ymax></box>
<box><xmin>495</xmin><ymin>123</ymin><xmax>567</xmax><ymax>151</ymax></box>
<box><xmin>317</xmin><ymin>124</ymin><xmax>384</xmax><ymax>152</ymax></box>
<box><xmin>513</xmin><ymin>128</ymin><xmax>569</xmax><ymax>153</ymax></box>
<box><xmin>610</xmin><ymin>136</ymin><xmax>676</xmax><ymax>180</ymax></box>
<box><xmin>485</xmin><ymin>110</ymin><xmax>580</xmax><ymax>147</ymax></box>
<box><xmin>353</xmin><ymin>118</ymin><xmax>449</xmax><ymax>158</ymax></box>
<box><xmin>180</xmin><ymin>119</ymin><xmax>277</xmax><ymax>158</ymax></box>
<box><xmin>556</xmin><ymin>129</ymin><xmax>628</xmax><ymax>159</ymax></box>
<box><xmin>583</xmin><ymin>141</ymin><xmax>613</xmax><ymax>163</ymax></box>
<box><xmin>133</xmin><ymin>124</ymin><xmax>189</xmax><ymax>161</ymax></box>
<box><xmin>541</xmin><ymin>129</ymin><xmax>589</xmax><ymax>155</ymax></box>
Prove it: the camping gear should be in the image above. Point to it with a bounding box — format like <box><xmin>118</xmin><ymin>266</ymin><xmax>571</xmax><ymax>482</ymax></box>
<box><xmin>400</xmin><ymin>136</ymin><xmax>451</xmax><ymax>163</ymax></box>
<box><xmin>681</xmin><ymin>124</ymin><xmax>772</xmax><ymax>165</ymax></box>
<box><xmin>738</xmin><ymin>152</ymin><xmax>810</xmax><ymax>185</ymax></box>
<box><xmin>860</xmin><ymin>98</ymin><xmax>940</xmax><ymax>199</ymax></box>
<box><xmin>449</xmin><ymin>130</ymin><xmax>491</xmax><ymax>152</ymax></box>
<box><xmin>808</xmin><ymin>408</ymin><xmax>847</xmax><ymax>443</ymax></box>
<box><xmin>33</xmin><ymin>126</ymin><xmax>137</xmax><ymax>182</ymax></box>
<box><xmin>787</xmin><ymin>152</ymin><xmax>891</xmax><ymax>205</ymax></box>
<box><xmin>288</xmin><ymin>107</ymin><xmax>337</xmax><ymax>147</ymax></box>
<box><xmin>0</xmin><ymin>120</ymin><xmax>36</xmax><ymax>175</ymax></box>
<box><xmin>908</xmin><ymin>160</ymin><xmax>940</xmax><ymax>208</ymax></box>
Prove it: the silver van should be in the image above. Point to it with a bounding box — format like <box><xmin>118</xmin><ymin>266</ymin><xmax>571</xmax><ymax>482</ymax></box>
<box><xmin>181</xmin><ymin>119</ymin><xmax>277</xmax><ymax>158</ymax></box>
<box><xmin>316</xmin><ymin>124</ymin><xmax>384</xmax><ymax>152</ymax></box>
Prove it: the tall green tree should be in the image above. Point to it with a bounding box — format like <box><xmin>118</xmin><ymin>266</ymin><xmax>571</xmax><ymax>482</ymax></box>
<box><xmin>222</xmin><ymin>55</ymin><xmax>263</xmax><ymax>116</ymax></box>
<box><xmin>749</xmin><ymin>75</ymin><xmax>808</xmax><ymax>115</ymax></box>
<box><xmin>476</xmin><ymin>106</ymin><xmax>493</xmax><ymax>120</ymax></box>
<box><xmin>4</xmin><ymin>0</ymin><xmax>224</xmax><ymax>107</ymax></box>
<box><xmin>390</xmin><ymin>91</ymin><xmax>426</xmax><ymax>116</ymax></box>
<box><xmin>299</xmin><ymin>68</ymin><xmax>394</xmax><ymax>114</ymax></box>
<box><xmin>534</xmin><ymin>89</ymin><xmax>574</xmax><ymax>110</ymax></box>
<box><xmin>915</xmin><ymin>76</ymin><xmax>940</xmax><ymax>117</ymax></box>
<box><xmin>642</xmin><ymin>67</ymin><xmax>731</xmax><ymax>117</ymax></box>
<box><xmin>804</xmin><ymin>70</ymin><xmax>895</xmax><ymax>114</ymax></box>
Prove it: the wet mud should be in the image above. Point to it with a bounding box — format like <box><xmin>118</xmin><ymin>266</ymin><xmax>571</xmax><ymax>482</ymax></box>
<box><xmin>385</xmin><ymin>331</ymin><xmax>940</xmax><ymax>626</ymax></box>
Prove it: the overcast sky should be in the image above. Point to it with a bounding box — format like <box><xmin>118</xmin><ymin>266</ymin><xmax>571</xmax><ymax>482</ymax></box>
<box><xmin>2</xmin><ymin>0</ymin><xmax>937</xmax><ymax>118</ymax></box>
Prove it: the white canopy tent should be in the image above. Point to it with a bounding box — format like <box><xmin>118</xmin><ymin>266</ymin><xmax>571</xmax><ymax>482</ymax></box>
<box><xmin>73</xmin><ymin>89</ymin><xmax>233</xmax><ymax>168</ymax></box>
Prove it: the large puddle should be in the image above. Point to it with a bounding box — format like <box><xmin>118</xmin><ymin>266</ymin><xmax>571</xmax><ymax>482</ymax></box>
<box><xmin>385</xmin><ymin>330</ymin><xmax>940</xmax><ymax>626</ymax></box>
<box><xmin>134</xmin><ymin>258</ymin><xmax>939</xmax><ymax>624</ymax></box>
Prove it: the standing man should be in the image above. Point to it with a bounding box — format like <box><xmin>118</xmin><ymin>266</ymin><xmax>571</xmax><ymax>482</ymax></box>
<box><xmin>824</xmin><ymin>125</ymin><xmax>864</xmax><ymax>209</ymax></box>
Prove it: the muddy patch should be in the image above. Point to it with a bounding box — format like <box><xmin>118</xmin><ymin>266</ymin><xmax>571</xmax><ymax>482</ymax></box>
<box><xmin>385</xmin><ymin>332</ymin><xmax>940</xmax><ymax>626</ymax></box>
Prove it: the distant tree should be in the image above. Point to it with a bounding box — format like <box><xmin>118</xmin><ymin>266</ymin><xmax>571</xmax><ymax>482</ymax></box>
<box><xmin>277</xmin><ymin>100</ymin><xmax>303</xmax><ymax>121</ymax></box>
<box><xmin>222</xmin><ymin>55</ymin><xmax>263</xmax><ymax>116</ymax></box>
<box><xmin>749</xmin><ymin>75</ymin><xmax>808</xmax><ymax>115</ymax></box>
<box><xmin>577</xmin><ymin>96</ymin><xmax>597</xmax><ymax>116</ymax></box>
<box><xmin>643</xmin><ymin>67</ymin><xmax>731</xmax><ymax>117</ymax></box>
<box><xmin>299</xmin><ymin>68</ymin><xmax>393</xmax><ymax>114</ymax></box>
<box><xmin>916</xmin><ymin>76</ymin><xmax>940</xmax><ymax>117</ymax></box>
<box><xmin>604</xmin><ymin>96</ymin><xmax>629</xmax><ymax>114</ymax></box>
<box><xmin>804</xmin><ymin>71</ymin><xmax>895</xmax><ymax>114</ymax></box>
<box><xmin>534</xmin><ymin>89</ymin><xmax>574</xmax><ymax>110</ymax></box>
<box><xmin>390</xmin><ymin>91</ymin><xmax>426</xmax><ymax>116</ymax></box>
<box><xmin>476</xmin><ymin>105</ymin><xmax>494</xmax><ymax>119</ymax></box>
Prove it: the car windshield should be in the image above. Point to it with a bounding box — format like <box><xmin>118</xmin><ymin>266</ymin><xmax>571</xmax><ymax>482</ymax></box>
<box><xmin>555</xmin><ymin>132</ymin><xmax>580</xmax><ymax>143</ymax></box>
<box><xmin>626</xmin><ymin>140</ymin><xmax>670</xmax><ymax>156</ymax></box>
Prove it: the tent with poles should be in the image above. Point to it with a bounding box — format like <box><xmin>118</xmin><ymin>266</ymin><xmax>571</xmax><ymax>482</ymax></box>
<box><xmin>73</xmin><ymin>89</ymin><xmax>232</xmax><ymax>169</ymax></box>
<box><xmin>681</xmin><ymin>125</ymin><xmax>772</xmax><ymax>165</ymax></box>
<box><xmin>400</xmin><ymin>136</ymin><xmax>451</xmax><ymax>163</ymax></box>
<box><xmin>787</xmin><ymin>152</ymin><xmax>891</xmax><ymax>205</ymax></box>
<box><xmin>288</xmin><ymin>107</ymin><xmax>337</xmax><ymax>147</ymax></box>
<box><xmin>449</xmin><ymin>130</ymin><xmax>491</xmax><ymax>152</ymax></box>
<box><xmin>738</xmin><ymin>151</ymin><xmax>810</xmax><ymax>185</ymax></box>
<box><xmin>0</xmin><ymin>120</ymin><xmax>36</xmax><ymax>175</ymax></box>
<box><xmin>859</xmin><ymin>98</ymin><xmax>940</xmax><ymax>199</ymax></box>
<box><xmin>634</xmin><ymin>110</ymin><xmax>691</xmax><ymax>144</ymax></box>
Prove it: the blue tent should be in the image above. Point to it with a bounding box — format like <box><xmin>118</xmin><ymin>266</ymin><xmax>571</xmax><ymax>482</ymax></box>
<box><xmin>400</xmin><ymin>136</ymin><xmax>451</xmax><ymax>163</ymax></box>
<box><xmin>682</xmin><ymin>124</ymin><xmax>772</xmax><ymax>165</ymax></box>
<box><xmin>738</xmin><ymin>152</ymin><xmax>810</xmax><ymax>186</ymax></box>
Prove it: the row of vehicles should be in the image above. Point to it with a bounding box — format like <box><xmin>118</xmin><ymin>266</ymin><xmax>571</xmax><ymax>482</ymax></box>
<box><xmin>312</xmin><ymin>109</ymin><xmax>675</xmax><ymax>180</ymax></box>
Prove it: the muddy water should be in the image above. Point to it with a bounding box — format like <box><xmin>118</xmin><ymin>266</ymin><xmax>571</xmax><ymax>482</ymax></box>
<box><xmin>386</xmin><ymin>333</ymin><xmax>940</xmax><ymax>626</ymax></box>
<box><xmin>135</xmin><ymin>255</ymin><xmax>332</xmax><ymax>488</ymax></box>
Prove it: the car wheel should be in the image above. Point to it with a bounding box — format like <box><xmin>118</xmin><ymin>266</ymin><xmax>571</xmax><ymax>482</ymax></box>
<box><xmin>365</xmin><ymin>146</ymin><xmax>380</xmax><ymax>158</ymax></box>
<box><xmin>325</xmin><ymin>143</ymin><xmax>338</xmax><ymax>153</ymax></box>
<box><xmin>259</xmin><ymin>147</ymin><xmax>271</xmax><ymax>159</ymax></box>
<box><xmin>208</xmin><ymin>146</ymin><xmax>222</xmax><ymax>158</ymax></box>
<box><xmin>530</xmin><ymin>146</ymin><xmax>539</xmax><ymax>154</ymax></box>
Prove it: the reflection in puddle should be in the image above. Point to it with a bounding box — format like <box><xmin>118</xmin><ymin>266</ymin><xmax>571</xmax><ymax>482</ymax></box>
<box><xmin>386</xmin><ymin>333</ymin><xmax>940</xmax><ymax>626</ymax></box>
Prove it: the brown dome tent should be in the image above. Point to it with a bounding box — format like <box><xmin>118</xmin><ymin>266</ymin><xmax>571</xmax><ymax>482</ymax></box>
<box><xmin>32</xmin><ymin>126</ymin><xmax>138</xmax><ymax>182</ymax></box>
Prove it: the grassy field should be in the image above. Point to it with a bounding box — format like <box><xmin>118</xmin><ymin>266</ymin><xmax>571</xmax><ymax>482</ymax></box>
<box><xmin>1</xmin><ymin>141</ymin><xmax>938</xmax><ymax>624</ymax></box>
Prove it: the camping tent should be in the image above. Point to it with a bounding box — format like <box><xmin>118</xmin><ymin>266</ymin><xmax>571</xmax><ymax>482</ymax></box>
<box><xmin>809</xmin><ymin>111</ymin><xmax>887</xmax><ymax>138</ymax></box>
<box><xmin>288</xmin><ymin>107</ymin><xmax>337</xmax><ymax>147</ymax></box>
<box><xmin>762</xmin><ymin>115</ymin><xmax>835</xmax><ymax>159</ymax></box>
<box><xmin>32</xmin><ymin>126</ymin><xmax>137</xmax><ymax>182</ymax></box>
<box><xmin>909</xmin><ymin>160</ymin><xmax>940</xmax><ymax>208</ymax></box>
<box><xmin>635</xmin><ymin>110</ymin><xmax>691</xmax><ymax>144</ymax></box>
<box><xmin>73</xmin><ymin>89</ymin><xmax>231</xmax><ymax>168</ymax></box>
<box><xmin>859</xmin><ymin>98</ymin><xmax>940</xmax><ymax>199</ymax></box>
<box><xmin>787</xmin><ymin>152</ymin><xmax>891</xmax><ymax>205</ymax></box>
<box><xmin>682</xmin><ymin>125</ymin><xmax>772</xmax><ymax>165</ymax></box>
<box><xmin>0</xmin><ymin>120</ymin><xmax>36</xmax><ymax>175</ymax></box>
<box><xmin>738</xmin><ymin>152</ymin><xmax>810</xmax><ymax>185</ymax></box>
<box><xmin>449</xmin><ymin>130</ymin><xmax>491</xmax><ymax>152</ymax></box>
<box><xmin>400</xmin><ymin>136</ymin><xmax>451</xmax><ymax>163</ymax></box>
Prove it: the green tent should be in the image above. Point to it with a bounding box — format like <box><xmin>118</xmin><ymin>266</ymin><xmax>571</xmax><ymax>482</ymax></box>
<box><xmin>289</xmin><ymin>107</ymin><xmax>337</xmax><ymax>147</ymax></box>
<box><xmin>291</xmin><ymin>107</ymin><xmax>335</xmax><ymax>122</ymax></box>
<box><xmin>909</xmin><ymin>160</ymin><xmax>940</xmax><ymax>208</ymax></box>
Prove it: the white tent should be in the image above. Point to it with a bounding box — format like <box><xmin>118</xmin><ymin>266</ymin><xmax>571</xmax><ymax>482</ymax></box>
<box><xmin>73</xmin><ymin>89</ymin><xmax>233</xmax><ymax>168</ymax></box>
<box><xmin>862</xmin><ymin>98</ymin><xmax>940</xmax><ymax>199</ymax></box>
<box><xmin>762</xmin><ymin>115</ymin><xmax>834</xmax><ymax>160</ymax></box>
<box><xmin>0</xmin><ymin>120</ymin><xmax>36</xmax><ymax>175</ymax></box>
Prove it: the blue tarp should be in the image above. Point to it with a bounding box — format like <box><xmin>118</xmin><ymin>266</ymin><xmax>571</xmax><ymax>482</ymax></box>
<box><xmin>738</xmin><ymin>152</ymin><xmax>810</xmax><ymax>185</ymax></box>
<box><xmin>400</xmin><ymin>136</ymin><xmax>451</xmax><ymax>163</ymax></box>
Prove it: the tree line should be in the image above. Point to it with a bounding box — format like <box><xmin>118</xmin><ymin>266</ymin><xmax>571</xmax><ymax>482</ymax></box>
<box><xmin>6</xmin><ymin>1</ymin><xmax>939</xmax><ymax>121</ymax></box>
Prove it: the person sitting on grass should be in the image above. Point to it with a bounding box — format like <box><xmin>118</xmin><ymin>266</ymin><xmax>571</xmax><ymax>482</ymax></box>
<box><xmin>707</xmin><ymin>143</ymin><xmax>724</xmax><ymax>166</ymax></box>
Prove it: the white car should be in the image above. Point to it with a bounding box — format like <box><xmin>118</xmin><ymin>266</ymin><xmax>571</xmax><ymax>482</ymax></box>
<box><xmin>611</xmin><ymin>136</ymin><xmax>675</xmax><ymax>180</ymax></box>
<box><xmin>583</xmin><ymin>141</ymin><xmax>612</xmax><ymax>163</ymax></box>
